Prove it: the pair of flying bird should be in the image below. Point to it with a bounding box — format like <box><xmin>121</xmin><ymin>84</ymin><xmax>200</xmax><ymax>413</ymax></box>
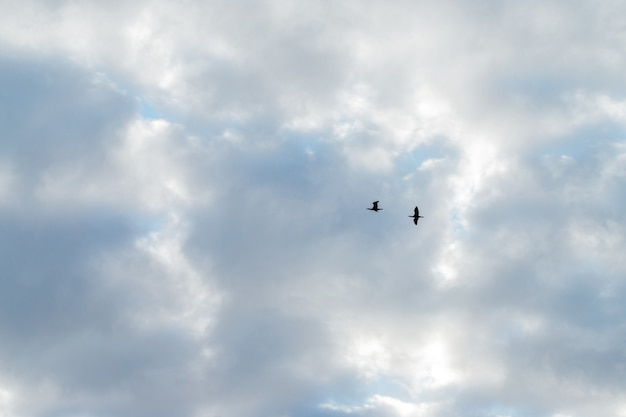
<box><xmin>367</xmin><ymin>201</ymin><xmax>424</xmax><ymax>225</ymax></box>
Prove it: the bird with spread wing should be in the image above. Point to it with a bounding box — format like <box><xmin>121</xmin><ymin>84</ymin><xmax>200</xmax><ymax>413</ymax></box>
<box><xmin>367</xmin><ymin>201</ymin><xmax>382</xmax><ymax>212</ymax></box>
<box><xmin>409</xmin><ymin>206</ymin><xmax>424</xmax><ymax>225</ymax></box>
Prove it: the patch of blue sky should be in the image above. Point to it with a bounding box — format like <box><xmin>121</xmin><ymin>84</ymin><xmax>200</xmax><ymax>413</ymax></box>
<box><xmin>286</xmin><ymin>130</ymin><xmax>327</xmax><ymax>156</ymax></box>
<box><xmin>450</xmin><ymin>209</ymin><xmax>469</xmax><ymax>238</ymax></box>
<box><xmin>137</xmin><ymin>97</ymin><xmax>161</xmax><ymax>120</ymax></box>
<box><xmin>395</xmin><ymin>140</ymin><xmax>453</xmax><ymax>174</ymax></box>
<box><xmin>93</xmin><ymin>69</ymin><xmax>167</xmax><ymax>122</ymax></box>
<box><xmin>495</xmin><ymin>72</ymin><xmax>580</xmax><ymax>108</ymax></box>
<box><xmin>318</xmin><ymin>376</ymin><xmax>415</xmax><ymax>414</ymax></box>
<box><xmin>363</xmin><ymin>376</ymin><xmax>413</xmax><ymax>399</ymax></box>
<box><xmin>503</xmin><ymin>74</ymin><xmax>569</xmax><ymax>95</ymax></box>
<box><xmin>539</xmin><ymin>121</ymin><xmax>626</xmax><ymax>160</ymax></box>
<box><xmin>131</xmin><ymin>213</ymin><xmax>167</xmax><ymax>236</ymax></box>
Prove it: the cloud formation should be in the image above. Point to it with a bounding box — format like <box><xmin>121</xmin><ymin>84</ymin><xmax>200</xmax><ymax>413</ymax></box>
<box><xmin>1</xmin><ymin>1</ymin><xmax>626</xmax><ymax>416</ymax></box>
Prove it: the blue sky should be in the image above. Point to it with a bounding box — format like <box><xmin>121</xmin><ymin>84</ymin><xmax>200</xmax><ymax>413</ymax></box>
<box><xmin>1</xmin><ymin>1</ymin><xmax>626</xmax><ymax>416</ymax></box>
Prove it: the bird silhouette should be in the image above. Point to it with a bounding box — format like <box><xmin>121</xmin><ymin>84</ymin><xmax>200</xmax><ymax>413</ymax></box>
<box><xmin>367</xmin><ymin>201</ymin><xmax>382</xmax><ymax>212</ymax></box>
<box><xmin>409</xmin><ymin>206</ymin><xmax>424</xmax><ymax>225</ymax></box>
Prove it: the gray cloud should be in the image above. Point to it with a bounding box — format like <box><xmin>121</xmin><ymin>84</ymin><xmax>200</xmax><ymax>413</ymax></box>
<box><xmin>1</xmin><ymin>1</ymin><xmax>626</xmax><ymax>417</ymax></box>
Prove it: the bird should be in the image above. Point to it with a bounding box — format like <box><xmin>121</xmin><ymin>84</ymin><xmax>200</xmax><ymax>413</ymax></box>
<box><xmin>409</xmin><ymin>206</ymin><xmax>424</xmax><ymax>225</ymax></box>
<box><xmin>367</xmin><ymin>201</ymin><xmax>382</xmax><ymax>212</ymax></box>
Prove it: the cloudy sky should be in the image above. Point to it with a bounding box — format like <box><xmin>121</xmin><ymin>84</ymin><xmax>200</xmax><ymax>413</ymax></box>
<box><xmin>1</xmin><ymin>1</ymin><xmax>626</xmax><ymax>416</ymax></box>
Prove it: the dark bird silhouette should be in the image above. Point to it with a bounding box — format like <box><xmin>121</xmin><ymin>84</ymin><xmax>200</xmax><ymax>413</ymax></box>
<box><xmin>367</xmin><ymin>201</ymin><xmax>382</xmax><ymax>212</ymax></box>
<box><xmin>409</xmin><ymin>206</ymin><xmax>424</xmax><ymax>225</ymax></box>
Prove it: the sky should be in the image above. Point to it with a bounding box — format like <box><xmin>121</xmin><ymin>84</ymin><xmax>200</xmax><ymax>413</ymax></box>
<box><xmin>1</xmin><ymin>1</ymin><xmax>626</xmax><ymax>416</ymax></box>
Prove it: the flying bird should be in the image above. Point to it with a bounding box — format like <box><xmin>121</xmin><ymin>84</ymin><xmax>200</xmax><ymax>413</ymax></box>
<box><xmin>409</xmin><ymin>206</ymin><xmax>424</xmax><ymax>225</ymax></box>
<box><xmin>367</xmin><ymin>201</ymin><xmax>382</xmax><ymax>212</ymax></box>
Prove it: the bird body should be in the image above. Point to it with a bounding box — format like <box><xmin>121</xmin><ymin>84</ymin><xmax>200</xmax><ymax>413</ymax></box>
<box><xmin>367</xmin><ymin>201</ymin><xmax>382</xmax><ymax>212</ymax></box>
<box><xmin>409</xmin><ymin>206</ymin><xmax>424</xmax><ymax>225</ymax></box>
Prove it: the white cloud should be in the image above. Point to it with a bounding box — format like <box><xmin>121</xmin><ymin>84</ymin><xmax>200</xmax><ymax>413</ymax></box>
<box><xmin>1</xmin><ymin>1</ymin><xmax>626</xmax><ymax>416</ymax></box>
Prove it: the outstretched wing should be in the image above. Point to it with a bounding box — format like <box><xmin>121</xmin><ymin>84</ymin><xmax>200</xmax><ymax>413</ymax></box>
<box><xmin>413</xmin><ymin>217</ymin><xmax>418</xmax><ymax>225</ymax></box>
<box><xmin>414</xmin><ymin>206</ymin><xmax>419</xmax><ymax>217</ymax></box>
<box><xmin>373</xmin><ymin>201</ymin><xmax>379</xmax><ymax>210</ymax></box>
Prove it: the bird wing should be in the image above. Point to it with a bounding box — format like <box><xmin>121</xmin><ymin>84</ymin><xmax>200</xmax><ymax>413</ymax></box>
<box><xmin>414</xmin><ymin>206</ymin><xmax>419</xmax><ymax>216</ymax></box>
<box><xmin>414</xmin><ymin>217</ymin><xmax>418</xmax><ymax>225</ymax></box>
<box><xmin>373</xmin><ymin>201</ymin><xmax>379</xmax><ymax>209</ymax></box>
